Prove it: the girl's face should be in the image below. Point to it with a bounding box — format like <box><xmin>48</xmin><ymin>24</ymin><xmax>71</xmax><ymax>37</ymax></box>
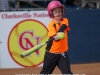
<box><xmin>52</xmin><ymin>7</ymin><xmax>63</xmax><ymax>20</ymax></box>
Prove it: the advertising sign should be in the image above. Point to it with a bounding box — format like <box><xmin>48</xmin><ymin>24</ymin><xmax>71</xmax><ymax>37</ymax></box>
<box><xmin>0</xmin><ymin>11</ymin><xmax>51</xmax><ymax>68</ymax></box>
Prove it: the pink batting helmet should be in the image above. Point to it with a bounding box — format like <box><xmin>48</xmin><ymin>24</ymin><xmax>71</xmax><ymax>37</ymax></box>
<box><xmin>47</xmin><ymin>0</ymin><xmax>65</xmax><ymax>18</ymax></box>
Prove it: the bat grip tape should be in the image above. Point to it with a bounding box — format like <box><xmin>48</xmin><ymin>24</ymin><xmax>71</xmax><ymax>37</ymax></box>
<box><xmin>46</xmin><ymin>38</ymin><xmax>54</xmax><ymax>44</ymax></box>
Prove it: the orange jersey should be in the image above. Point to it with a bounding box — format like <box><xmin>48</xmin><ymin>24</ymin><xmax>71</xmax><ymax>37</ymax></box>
<box><xmin>46</xmin><ymin>18</ymin><xmax>70</xmax><ymax>53</ymax></box>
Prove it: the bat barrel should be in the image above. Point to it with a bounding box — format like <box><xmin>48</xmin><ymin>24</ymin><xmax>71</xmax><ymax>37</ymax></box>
<box><xmin>20</xmin><ymin>42</ymin><xmax>46</xmax><ymax>58</ymax></box>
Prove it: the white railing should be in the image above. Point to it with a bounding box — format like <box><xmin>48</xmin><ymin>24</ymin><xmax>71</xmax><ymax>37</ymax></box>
<box><xmin>76</xmin><ymin>0</ymin><xmax>100</xmax><ymax>9</ymax></box>
<box><xmin>82</xmin><ymin>0</ymin><xmax>100</xmax><ymax>9</ymax></box>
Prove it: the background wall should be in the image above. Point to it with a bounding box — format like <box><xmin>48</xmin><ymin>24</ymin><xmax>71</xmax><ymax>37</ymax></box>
<box><xmin>0</xmin><ymin>9</ymin><xmax>100</xmax><ymax>68</ymax></box>
<box><xmin>66</xmin><ymin>9</ymin><xmax>100</xmax><ymax>64</ymax></box>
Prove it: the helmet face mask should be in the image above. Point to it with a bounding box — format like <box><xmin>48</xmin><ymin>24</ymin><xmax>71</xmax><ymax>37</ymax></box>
<box><xmin>47</xmin><ymin>1</ymin><xmax>65</xmax><ymax>18</ymax></box>
<box><xmin>52</xmin><ymin>7</ymin><xmax>62</xmax><ymax>15</ymax></box>
<box><xmin>52</xmin><ymin>7</ymin><xmax>63</xmax><ymax>18</ymax></box>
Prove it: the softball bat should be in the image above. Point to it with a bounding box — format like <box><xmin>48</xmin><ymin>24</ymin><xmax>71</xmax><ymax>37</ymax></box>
<box><xmin>20</xmin><ymin>32</ymin><xmax>65</xmax><ymax>58</ymax></box>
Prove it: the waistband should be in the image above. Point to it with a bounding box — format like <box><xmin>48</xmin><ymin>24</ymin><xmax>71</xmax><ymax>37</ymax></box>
<box><xmin>46</xmin><ymin>50</ymin><xmax>67</xmax><ymax>54</ymax></box>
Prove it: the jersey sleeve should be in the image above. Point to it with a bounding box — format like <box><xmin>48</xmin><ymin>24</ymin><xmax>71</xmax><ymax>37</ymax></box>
<box><xmin>64</xmin><ymin>18</ymin><xmax>70</xmax><ymax>31</ymax></box>
<box><xmin>47</xmin><ymin>22</ymin><xmax>57</xmax><ymax>38</ymax></box>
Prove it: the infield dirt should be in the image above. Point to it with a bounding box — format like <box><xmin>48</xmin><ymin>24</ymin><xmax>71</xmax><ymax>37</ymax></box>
<box><xmin>0</xmin><ymin>63</ymin><xmax>100</xmax><ymax>75</ymax></box>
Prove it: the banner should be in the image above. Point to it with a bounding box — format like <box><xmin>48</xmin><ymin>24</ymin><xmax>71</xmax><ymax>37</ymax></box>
<box><xmin>0</xmin><ymin>11</ymin><xmax>51</xmax><ymax>68</ymax></box>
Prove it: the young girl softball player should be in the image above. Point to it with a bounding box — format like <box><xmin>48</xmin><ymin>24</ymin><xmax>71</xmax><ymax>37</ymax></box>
<box><xmin>40</xmin><ymin>0</ymin><xmax>73</xmax><ymax>74</ymax></box>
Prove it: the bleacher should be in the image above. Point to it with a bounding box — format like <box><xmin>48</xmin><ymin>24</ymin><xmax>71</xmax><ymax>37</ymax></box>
<box><xmin>0</xmin><ymin>0</ymin><xmax>100</xmax><ymax>11</ymax></box>
<box><xmin>9</xmin><ymin>0</ymin><xmax>51</xmax><ymax>11</ymax></box>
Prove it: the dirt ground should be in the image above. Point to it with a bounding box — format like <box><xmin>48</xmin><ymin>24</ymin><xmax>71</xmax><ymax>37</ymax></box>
<box><xmin>0</xmin><ymin>62</ymin><xmax>100</xmax><ymax>75</ymax></box>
